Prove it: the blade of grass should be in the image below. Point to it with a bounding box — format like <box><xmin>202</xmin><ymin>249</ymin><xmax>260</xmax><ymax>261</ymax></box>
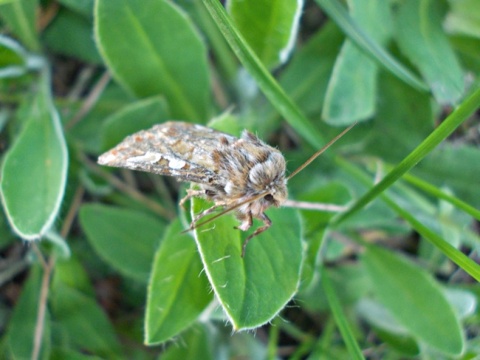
<box><xmin>401</xmin><ymin>172</ymin><xmax>480</xmax><ymax>221</ymax></box>
<box><xmin>202</xmin><ymin>0</ymin><xmax>325</xmax><ymax>148</ymax></box>
<box><xmin>321</xmin><ymin>266</ymin><xmax>365</xmax><ymax>360</ymax></box>
<box><xmin>331</xmin><ymin>86</ymin><xmax>480</xmax><ymax>226</ymax></box>
<box><xmin>315</xmin><ymin>0</ymin><xmax>428</xmax><ymax>92</ymax></box>
<box><xmin>337</xmin><ymin>158</ymin><xmax>480</xmax><ymax>282</ymax></box>
<box><xmin>384</xmin><ymin>196</ymin><xmax>480</xmax><ymax>282</ymax></box>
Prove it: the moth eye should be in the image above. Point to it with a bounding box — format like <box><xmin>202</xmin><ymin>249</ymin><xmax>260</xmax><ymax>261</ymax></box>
<box><xmin>264</xmin><ymin>194</ymin><xmax>274</xmax><ymax>202</ymax></box>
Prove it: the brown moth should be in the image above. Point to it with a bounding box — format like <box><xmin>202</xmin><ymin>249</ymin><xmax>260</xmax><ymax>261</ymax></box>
<box><xmin>98</xmin><ymin>121</ymin><xmax>354</xmax><ymax>256</ymax></box>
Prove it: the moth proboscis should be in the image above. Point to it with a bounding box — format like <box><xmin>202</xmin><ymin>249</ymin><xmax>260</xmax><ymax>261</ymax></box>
<box><xmin>98</xmin><ymin>121</ymin><xmax>355</xmax><ymax>257</ymax></box>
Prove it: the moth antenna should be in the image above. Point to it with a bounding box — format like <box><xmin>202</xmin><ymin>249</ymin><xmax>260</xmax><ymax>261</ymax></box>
<box><xmin>181</xmin><ymin>192</ymin><xmax>269</xmax><ymax>233</ymax></box>
<box><xmin>287</xmin><ymin>122</ymin><xmax>356</xmax><ymax>180</ymax></box>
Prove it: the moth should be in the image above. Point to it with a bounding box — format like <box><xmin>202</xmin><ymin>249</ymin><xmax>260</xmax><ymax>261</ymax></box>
<box><xmin>98</xmin><ymin>121</ymin><xmax>354</xmax><ymax>256</ymax></box>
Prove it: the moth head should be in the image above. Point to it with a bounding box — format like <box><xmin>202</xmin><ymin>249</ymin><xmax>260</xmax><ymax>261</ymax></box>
<box><xmin>247</xmin><ymin>150</ymin><xmax>287</xmax><ymax>208</ymax></box>
<box><xmin>261</xmin><ymin>187</ymin><xmax>287</xmax><ymax>207</ymax></box>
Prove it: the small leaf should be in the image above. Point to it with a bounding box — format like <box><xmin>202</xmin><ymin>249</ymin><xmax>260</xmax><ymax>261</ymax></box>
<box><xmin>315</xmin><ymin>0</ymin><xmax>428</xmax><ymax>92</ymax></box>
<box><xmin>192</xmin><ymin>197</ymin><xmax>303</xmax><ymax>330</ymax></box>
<box><xmin>395</xmin><ymin>0</ymin><xmax>464</xmax><ymax>105</ymax></box>
<box><xmin>362</xmin><ymin>246</ymin><xmax>464</xmax><ymax>356</ymax></box>
<box><xmin>51</xmin><ymin>284</ymin><xmax>122</xmax><ymax>357</ymax></box>
<box><xmin>145</xmin><ymin>220</ymin><xmax>212</xmax><ymax>345</ymax></box>
<box><xmin>79</xmin><ymin>204</ymin><xmax>165</xmax><ymax>282</ymax></box>
<box><xmin>101</xmin><ymin>96</ymin><xmax>169</xmax><ymax>151</ymax></box>
<box><xmin>94</xmin><ymin>0</ymin><xmax>211</xmax><ymax>121</ymax></box>
<box><xmin>323</xmin><ymin>0</ymin><xmax>391</xmax><ymax>124</ymax></box>
<box><xmin>0</xmin><ymin>73</ymin><xmax>68</xmax><ymax>239</ymax></box>
<box><xmin>228</xmin><ymin>0</ymin><xmax>303</xmax><ymax>69</ymax></box>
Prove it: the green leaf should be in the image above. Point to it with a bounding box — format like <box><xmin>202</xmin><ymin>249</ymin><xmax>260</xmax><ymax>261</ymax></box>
<box><xmin>357</xmin><ymin>299</ymin><xmax>420</xmax><ymax>356</ymax></box>
<box><xmin>0</xmin><ymin>0</ymin><xmax>39</xmax><ymax>50</ymax></box>
<box><xmin>444</xmin><ymin>0</ymin><xmax>480</xmax><ymax>38</ymax></box>
<box><xmin>323</xmin><ymin>0</ymin><xmax>391</xmax><ymax>124</ymax></box>
<box><xmin>160</xmin><ymin>324</ymin><xmax>213</xmax><ymax>360</ymax></box>
<box><xmin>94</xmin><ymin>0</ymin><xmax>211</xmax><ymax>121</ymax></box>
<box><xmin>228</xmin><ymin>0</ymin><xmax>302</xmax><ymax>69</ymax></box>
<box><xmin>79</xmin><ymin>204</ymin><xmax>165</xmax><ymax>282</ymax></box>
<box><xmin>192</xmin><ymin>197</ymin><xmax>303</xmax><ymax>330</ymax></box>
<box><xmin>6</xmin><ymin>266</ymin><xmax>51</xmax><ymax>359</ymax></box>
<box><xmin>43</xmin><ymin>7</ymin><xmax>102</xmax><ymax>64</ymax></box>
<box><xmin>395</xmin><ymin>0</ymin><xmax>464</xmax><ymax>105</ymax></box>
<box><xmin>100</xmin><ymin>96</ymin><xmax>169</xmax><ymax>151</ymax></box>
<box><xmin>51</xmin><ymin>284</ymin><xmax>122</xmax><ymax>357</ymax></box>
<box><xmin>145</xmin><ymin>220</ymin><xmax>212</xmax><ymax>345</ymax></box>
<box><xmin>300</xmin><ymin>263</ymin><xmax>369</xmax><ymax>312</ymax></box>
<box><xmin>315</xmin><ymin>0</ymin><xmax>428</xmax><ymax>92</ymax></box>
<box><xmin>362</xmin><ymin>246</ymin><xmax>464</xmax><ymax>355</ymax></box>
<box><xmin>0</xmin><ymin>70</ymin><xmax>68</xmax><ymax>239</ymax></box>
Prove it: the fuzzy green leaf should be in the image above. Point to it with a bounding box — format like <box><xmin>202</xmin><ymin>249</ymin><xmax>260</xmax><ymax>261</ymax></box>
<box><xmin>192</xmin><ymin>197</ymin><xmax>303</xmax><ymax>330</ymax></box>
<box><xmin>362</xmin><ymin>246</ymin><xmax>464</xmax><ymax>355</ymax></box>
<box><xmin>79</xmin><ymin>204</ymin><xmax>165</xmax><ymax>282</ymax></box>
<box><xmin>51</xmin><ymin>284</ymin><xmax>122</xmax><ymax>357</ymax></box>
<box><xmin>323</xmin><ymin>0</ymin><xmax>391</xmax><ymax>124</ymax></box>
<box><xmin>95</xmin><ymin>0</ymin><xmax>211</xmax><ymax>121</ymax></box>
<box><xmin>145</xmin><ymin>220</ymin><xmax>212</xmax><ymax>345</ymax></box>
<box><xmin>228</xmin><ymin>0</ymin><xmax>302</xmax><ymax>69</ymax></box>
<box><xmin>0</xmin><ymin>72</ymin><xmax>68</xmax><ymax>239</ymax></box>
<box><xmin>395</xmin><ymin>0</ymin><xmax>464</xmax><ymax>105</ymax></box>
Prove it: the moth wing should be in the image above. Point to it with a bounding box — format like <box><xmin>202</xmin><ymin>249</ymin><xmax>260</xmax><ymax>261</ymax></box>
<box><xmin>98</xmin><ymin>121</ymin><xmax>238</xmax><ymax>185</ymax></box>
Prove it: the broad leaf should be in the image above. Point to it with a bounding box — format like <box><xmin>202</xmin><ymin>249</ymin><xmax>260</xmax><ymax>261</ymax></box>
<box><xmin>362</xmin><ymin>246</ymin><xmax>464</xmax><ymax>356</ymax></box>
<box><xmin>145</xmin><ymin>220</ymin><xmax>212</xmax><ymax>345</ymax></box>
<box><xmin>395</xmin><ymin>0</ymin><xmax>464</xmax><ymax>105</ymax></box>
<box><xmin>323</xmin><ymin>0</ymin><xmax>391</xmax><ymax>124</ymax></box>
<box><xmin>95</xmin><ymin>0</ymin><xmax>211</xmax><ymax>121</ymax></box>
<box><xmin>192</xmin><ymin>197</ymin><xmax>303</xmax><ymax>330</ymax></box>
<box><xmin>228</xmin><ymin>0</ymin><xmax>303</xmax><ymax>69</ymax></box>
<box><xmin>80</xmin><ymin>204</ymin><xmax>165</xmax><ymax>282</ymax></box>
<box><xmin>0</xmin><ymin>74</ymin><xmax>68</xmax><ymax>239</ymax></box>
<box><xmin>51</xmin><ymin>284</ymin><xmax>122</xmax><ymax>357</ymax></box>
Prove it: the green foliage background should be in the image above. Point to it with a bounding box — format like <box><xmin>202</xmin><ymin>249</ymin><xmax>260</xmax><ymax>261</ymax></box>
<box><xmin>0</xmin><ymin>0</ymin><xmax>479</xmax><ymax>358</ymax></box>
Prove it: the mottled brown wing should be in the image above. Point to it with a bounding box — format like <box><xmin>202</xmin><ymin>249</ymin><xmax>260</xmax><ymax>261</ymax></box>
<box><xmin>98</xmin><ymin>121</ymin><xmax>237</xmax><ymax>185</ymax></box>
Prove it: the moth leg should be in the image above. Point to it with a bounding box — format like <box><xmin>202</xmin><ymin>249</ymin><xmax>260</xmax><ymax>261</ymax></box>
<box><xmin>179</xmin><ymin>189</ymin><xmax>205</xmax><ymax>209</ymax></box>
<box><xmin>234</xmin><ymin>212</ymin><xmax>252</xmax><ymax>232</ymax></box>
<box><xmin>241</xmin><ymin>213</ymin><xmax>272</xmax><ymax>257</ymax></box>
